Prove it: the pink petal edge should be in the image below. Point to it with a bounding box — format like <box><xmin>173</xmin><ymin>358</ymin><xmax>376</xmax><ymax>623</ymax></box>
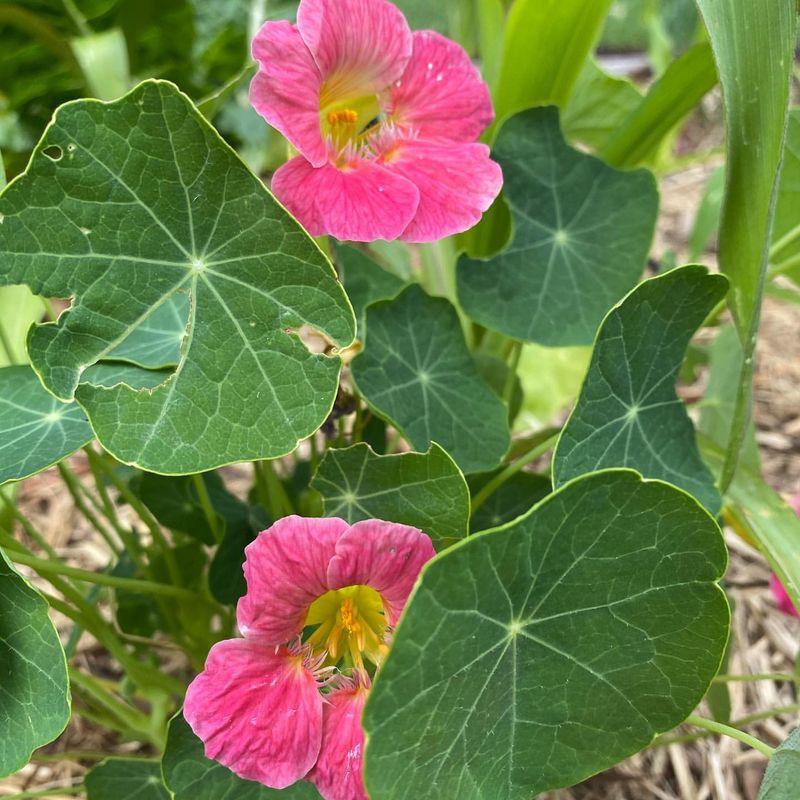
<box><xmin>184</xmin><ymin>639</ymin><xmax>323</xmax><ymax>788</ymax></box>
<box><xmin>770</xmin><ymin>574</ymin><xmax>800</xmax><ymax>618</ymax></box>
<box><xmin>307</xmin><ymin>684</ymin><xmax>369</xmax><ymax>800</ymax></box>
<box><xmin>237</xmin><ymin>516</ymin><xmax>349</xmax><ymax>643</ymax></box>
<box><xmin>251</xmin><ymin>20</ymin><xmax>327</xmax><ymax>167</ymax></box>
<box><xmin>386</xmin><ymin>140</ymin><xmax>503</xmax><ymax>243</ymax></box>
<box><xmin>297</xmin><ymin>0</ymin><xmax>412</xmax><ymax>93</ymax></box>
<box><xmin>328</xmin><ymin>519</ymin><xmax>436</xmax><ymax>625</ymax></box>
<box><xmin>272</xmin><ymin>156</ymin><xmax>420</xmax><ymax>242</ymax></box>
<box><xmin>391</xmin><ymin>30</ymin><xmax>495</xmax><ymax>143</ymax></box>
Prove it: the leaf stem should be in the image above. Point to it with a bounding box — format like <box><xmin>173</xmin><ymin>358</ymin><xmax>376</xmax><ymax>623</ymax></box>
<box><xmin>503</xmin><ymin>340</ymin><xmax>522</xmax><ymax>407</ymax></box>
<box><xmin>191</xmin><ymin>473</ymin><xmax>221</xmax><ymax>544</ymax></box>
<box><xmin>713</xmin><ymin>672</ymin><xmax>799</xmax><ymax>684</ymax></box>
<box><xmin>5</xmin><ymin>548</ymin><xmax>197</xmax><ymax>599</ymax></box>
<box><xmin>769</xmin><ymin>220</ymin><xmax>800</xmax><ymax>260</ymax></box>
<box><xmin>1</xmin><ymin>785</ymin><xmax>84</xmax><ymax>799</ymax></box>
<box><xmin>682</xmin><ymin>714</ymin><xmax>775</xmax><ymax>757</ymax></box>
<box><xmin>470</xmin><ymin>432</ymin><xmax>559</xmax><ymax>513</ymax></box>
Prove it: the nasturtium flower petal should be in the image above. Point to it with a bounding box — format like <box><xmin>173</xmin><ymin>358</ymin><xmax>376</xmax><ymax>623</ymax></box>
<box><xmin>184</xmin><ymin>639</ymin><xmax>323</xmax><ymax>789</ymax></box>
<box><xmin>327</xmin><ymin>519</ymin><xmax>436</xmax><ymax>626</ymax></box>
<box><xmin>297</xmin><ymin>0</ymin><xmax>413</xmax><ymax>91</ymax></box>
<box><xmin>251</xmin><ymin>21</ymin><xmax>326</xmax><ymax>167</ymax></box>
<box><xmin>308</xmin><ymin>684</ymin><xmax>369</xmax><ymax>800</ymax></box>
<box><xmin>390</xmin><ymin>30</ymin><xmax>494</xmax><ymax>142</ymax></box>
<box><xmin>237</xmin><ymin>516</ymin><xmax>348</xmax><ymax>643</ymax></box>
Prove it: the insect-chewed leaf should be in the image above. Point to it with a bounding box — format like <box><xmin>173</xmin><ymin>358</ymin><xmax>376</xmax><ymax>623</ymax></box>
<box><xmin>553</xmin><ymin>265</ymin><xmax>727</xmax><ymax>515</ymax></box>
<box><xmin>0</xmin><ymin>80</ymin><xmax>355</xmax><ymax>474</ymax></box>
<box><xmin>364</xmin><ymin>470</ymin><xmax>729</xmax><ymax>800</ymax></box>
<box><xmin>457</xmin><ymin>106</ymin><xmax>659</xmax><ymax>346</ymax></box>
<box><xmin>0</xmin><ymin>550</ymin><xmax>70</xmax><ymax>776</ymax></box>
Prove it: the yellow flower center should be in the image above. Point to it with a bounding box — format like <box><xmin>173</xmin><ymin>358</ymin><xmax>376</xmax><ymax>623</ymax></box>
<box><xmin>320</xmin><ymin>92</ymin><xmax>383</xmax><ymax>155</ymax></box>
<box><xmin>305</xmin><ymin>585</ymin><xmax>388</xmax><ymax>669</ymax></box>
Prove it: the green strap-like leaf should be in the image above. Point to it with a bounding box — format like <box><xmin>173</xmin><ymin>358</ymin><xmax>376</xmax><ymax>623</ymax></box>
<box><xmin>457</xmin><ymin>107</ymin><xmax>659</xmax><ymax>346</ymax></box>
<box><xmin>772</xmin><ymin>110</ymin><xmax>800</xmax><ymax>280</ymax></box>
<box><xmin>0</xmin><ymin>80</ymin><xmax>355</xmax><ymax>474</ymax></box>
<box><xmin>351</xmin><ymin>285</ymin><xmax>510</xmax><ymax>474</ymax></box>
<box><xmin>553</xmin><ymin>265</ymin><xmax>726</xmax><ymax>514</ymax></box>
<box><xmin>0</xmin><ymin>549</ymin><xmax>70</xmax><ymax>776</ymax></box>
<box><xmin>0</xmin><ymin>365</ymin><xmax>93</xmax><ymax>486</ymax></box>
<box><xmin>311</xmin><ymin>442</ymin><xmax>469</xmax><ymax>548</ymax></box>
<box><xmin>85</xmin><ymin>758</ymin><xmax>169</xmax><ymax>800</ymax></box>
<box><xmin>162</xmin><ymin>713</ymin><xmax>321</xmax><ymax>799</ymax></box>
<box><xmin>694</xmin><ymin>0</ymin><xmax>796</xmax><ymax>333</ymax></box>
<box><xmin>364</xmin><ymin>470</ymin><xmax>729</xmax><ymax>800</ymax></box>
<box><xmin>757</xmin><ymin>726</ymin><xmax>800</xmax><ymax>799</ymax></box>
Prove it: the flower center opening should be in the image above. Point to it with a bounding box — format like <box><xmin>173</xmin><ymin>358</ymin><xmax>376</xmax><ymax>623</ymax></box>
<box><xmin>320</xmin><ymin>93</ymin><xmax>383</xmax><ymax>156</ymax></box>
<box><xmin>305</xmin><ymin>585</ymin><xmax>387</xmax><ymax>669</ymax></box>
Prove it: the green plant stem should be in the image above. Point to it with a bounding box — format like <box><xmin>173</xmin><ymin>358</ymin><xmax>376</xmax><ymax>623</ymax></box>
<box><xmin>0</xmin><ymin>321</ymin><xmax>18</xmax><ymax>364</ymax></box>
<box><xmin>769</xmin><ymin>251</ymin><xmax>800</xmax><ymax>278</ymax></box>
<box><xmin>61</xmin><ymin>0</ymin><xmax>92</xmax><ymax>36</ymax></box>
<box><xmin>69</xmin><ymin>667</ymin><xmax>155</xmax><ymax>740</ymax></box>
<box><xmin>503</xmin><ymin>340</ymin><xmax>522</xmax><ymax>406</ymax></box>
<box><xmin>682</xmin><ymin>714</ymin><xmax>775</xmax><ymax>757</ymax></box>
<box><xmin>2</xmin><ymin>785</ymin><xmax>84</xmax><ymax>799</ymax></box>
<box><xmin>6</xmin><ymin>548</ymin><xmax>197</xmax><ymax>599</ymax></box>
<box><xmin>87</xmin><ymin>448</ymin><xmax>182</xmax><ymax>586</ymax></box>
<box><xmin>470</xmin><ymin>432</ymin><xmax>559</xmax><ymax>513</ymax></box>
<box><xmin>769</xmin><ymin>221</ymin><xmax>800</xmax><ymax>260</ymax></box>
<box><xmin>0</xmin><ymin>495</ymin><xmax>66</xmax><ymax>565</ymax></box>
<box><xmin>256</xmin><ymin>460</ymin><xmax>294</xmax><ymax>517</ymax></box>
<box><xmin>57</xmin><ymin>461</ymin><xmax>122</xmax><ymax>555</ymax></box>
<box><xmin>191</xmin><ymin>473</ymin><xmax>221</xmax><ymax>544</ymax></box>
<box><xmin>713</xmin><ymin>672</ymin><xmax>798</xmax><ymax>683</ymax></box>
<box><xmin>31</xmin><ymin>750</ymin><xmax>112</xmax><ymax>763</ymax></box>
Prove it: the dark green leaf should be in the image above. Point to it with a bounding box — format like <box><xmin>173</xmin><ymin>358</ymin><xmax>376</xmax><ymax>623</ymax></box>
<box><xmin>351</xmin><ymin>285</ymin><xmax>510</xmax><ymax>473</ymax></box>
<box><xmin>553</xmin><ymin>265</ymin><xmax>727</xmax><ymax>514</ymax></box>
<box><xmin>0</xmin><ymin>80</ymin><xmax>355</xmax><ymax>475</ymax></box>
<box><xmin>85</xmin><ymin>758</ymin><xmax>169</xmax><ymax>800</ymax></box>
<box><xmin>0</xmin><ymin>549</ymin><xmax>70</xmax><ymax>776</ymax></box>
<box><xmin>311</xmin><ymin>442</ymin><xmax>469</xmax><ymax>548</ymax></box>
<box><xmin>468</xmin><ymin>470</ymin><xmax>551</xmax><ymax>533</ymax></box>
<box><xmin>757</xmin><ymin>726</ymin><xmax>800</xmax><ymax>799</ymax></box>
<box><xmin>336</xmin><ymin>245</ymin><xmax>405</xmax><ymax>337</ymax></box>
<box><xmin>457</xmin><ymin>107</ymin><xmax>659</xmax><ymax>346</ymax></box>
<box><xmin>162</xmin><ymin>713</ymin><xmax>321</xmax><ymax>800</ymax></box>
<box><xmin>472</xmin><ymin>352</ymin><xmax>523</xmax><ymax>425</ymax></box>
<box><xmin>364</xmin><ymin>470</ymin><xmax>729</xmax><ymax>800</ymax></box>
<box><xmin>0</xmin><ymin>365</ymin><xmax>93</xmax><ymax>485</ymax></box>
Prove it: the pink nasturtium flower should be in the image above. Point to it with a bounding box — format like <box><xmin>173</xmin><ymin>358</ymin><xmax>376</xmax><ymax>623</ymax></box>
<box><xmin>184</xmin><ymin>516</ymin><xmax>435</xmax><ymax>800</ymax></box>
<box><xmin>250</xmin><ymin>0</ymin><xmax>503</xmax><ymax>242</ymax></box>
<box><xmin>769</xmin><ymin>495</ymin><xmax>800</xmax><ymax>618</ymax></box>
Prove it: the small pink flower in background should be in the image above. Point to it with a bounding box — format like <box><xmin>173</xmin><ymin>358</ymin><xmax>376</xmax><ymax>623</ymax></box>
<box><xmin>250</xmin><ymin>0</ymin><xmax>502</xmax><ymax>242</ymax></box>
<box><xmin>184</xmin><ymin>516</ymin><xmax>435</xmax><ymax>800</ymax></box>
<box><xmin>769</xmin><ymin>495</ymin><xmax>800</xmax><ymax>618</ymax></box>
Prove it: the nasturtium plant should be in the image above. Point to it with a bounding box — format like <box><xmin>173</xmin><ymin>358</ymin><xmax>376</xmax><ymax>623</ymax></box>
<box><xmin>457</xmin><ymin>106</ymin><xmax>659</xmax><ymax>346</ymax></box>
<box><xmin>0</xmin><ymin>79</ymin><xmax>355</xmax><ymax>474</ymax></box>
<box><xmin>364</xmin><ymin>470</ymin><xmax>729</xmax><ymax>799</ymax></box>
<box><xmin>0</xmin><ymin>0</ymin><xmax>797</xmax><ymax>798</ymax></box>
<box><xmin>0</xmin><ymin>551</ymin><xmax>70</xmax><ymax>776</ymax></box>
<box><xmin>553</xmin><ymin>265</ymin><xmax>727</xmax><ymax>515</ymax></box>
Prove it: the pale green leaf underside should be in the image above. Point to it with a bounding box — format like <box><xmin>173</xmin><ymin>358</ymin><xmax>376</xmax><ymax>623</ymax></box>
<box><xmin>162</xmin><ymin>714</ymin><xmax>321</xmax><ymax>799</ymax></box>
<box><xmin>351</xmin><ymin>285</ymin><xmax>510</xmax><ymax>474</ymax></box>
<box><xmin>457</xmin><ymin>106</ymin><xmax>659</xmax><ymax>346</ymax></box>
<box><xmin>0</xmin><ymin>80</ymin><xmax>355</xmax><ymax>474</ymax></box>
<box><xmin>0</xmin><ymin>550</ymin><xmax>70</xmax><ymax>776</ymax></box>
<box><xmin>757</xmin><ymin>726</ymin><xmax>800</xmax><ymax>799</ymax></box>
<box><xmin>364</xmin><ymin>470</ymin><xmax>729</xmax><ymax>800</ymax></box>
<box><xmin>0</xmin><ymin>365</ymin><xmax>93</xmax><ymax>486</ymax></box>
<box><xmin>85</xmin><ymin>759</ymin><xmax>169</xmax><ymax>800</ymax></box>
<box><xmin>553</xmin><ymin>265</ymin><xmax>727</xmax><ymax>515</ymax></box>
<box><xmin>311</xmin><ymin>442</ymin><xmax>469</xmax><ymax>547</ymax></box>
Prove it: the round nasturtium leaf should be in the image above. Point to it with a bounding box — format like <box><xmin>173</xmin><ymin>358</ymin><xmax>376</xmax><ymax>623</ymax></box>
<box><xmin>0</xmin><ymin>80</ymin><xmax>356</xmax><ymax>475</ymax></box>
<box><xmin>85</xmin><ymin>758</ymin><xmax>169</xmax><ymax>800</ymax></box>
<box><xmin>364</xmin><ymin>469</ymin><xmax>729</xmax><ymax>800</ymax></box>
<box><xmin>0</xmin><ymin>550</ymin><xmax>70</xmax><ymax>776</ymax></box>
<box><xmin>0</xmin><ymin>365</ymin><xmax>93</xmax><ymax>486</ymax></box>
<box><xmin>457</xmin><ymin>106</ymin><xmax>659</xmax><ymax>347</ymax></box>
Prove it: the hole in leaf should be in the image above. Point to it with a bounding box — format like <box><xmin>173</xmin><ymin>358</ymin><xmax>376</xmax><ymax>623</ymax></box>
<box><xmin>43</xmin><ymin>145</ymin><xmax>63</xmax><ymax>162</ymax></box>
